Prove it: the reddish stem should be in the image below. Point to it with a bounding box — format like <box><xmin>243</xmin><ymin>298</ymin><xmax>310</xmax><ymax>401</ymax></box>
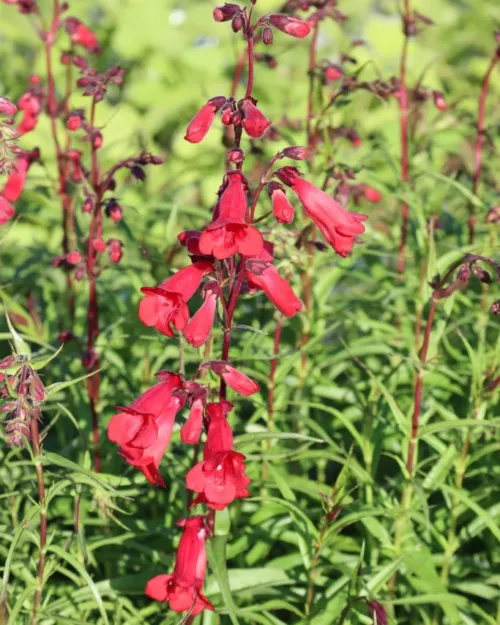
<box><xmin>406</xmin><ymin>297</ymin><xmax>438</xmax><ymax>476</ymax></box>
<box><xmin>30</xmin><ymin>416</ymin><xmax>47</xmax><ymax>625</ymax></box>
<box><xmin>397</xmin><ymin>1</ymin><xmax>411</xmax><ymax>275</ymax></box>
<box><xmin>85</xmin><ymin>96</ymin><xmax>103</xmax><ymax>473</ymax></box>
<box><xmin>306</xmin><ymin>23</ymin><xmax>319</xmax><ymax>157</ymax></box>
<box><xmin>469</xmin><ymin>50</ymin><xmax>499</xmax><ymax>243</ymax></box>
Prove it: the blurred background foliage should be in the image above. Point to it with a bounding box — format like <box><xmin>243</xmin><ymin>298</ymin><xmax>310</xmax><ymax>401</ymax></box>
<box><xmin>0</xmin><ymin>0</ymin><xmax>499</xmax><ymax>624</ymax></box>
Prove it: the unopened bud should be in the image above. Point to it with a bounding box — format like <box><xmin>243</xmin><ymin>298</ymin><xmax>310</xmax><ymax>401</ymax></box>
<box><xmin>432</xmin><ymin>90</ymin><xmax>447</xmax><ymax>111</ymax></box>
<box><xmin>268</xmin><ymin>14</ymin><xmax>311</xmax><ymax>38</ymax></box>
<box><xmin>486</xmin><ymin>206</ymin><xmax>500</xmax><ymax>223</ymax></box>
<box><xmin>262</xmin><ymin>26</ymin><xmax>273</xmax><ymax>46</ymax></box>
<box><xmin>457</xmin><ymin>265</ymin><xmax>471</xmax><ymax>282</ymax></box>
<box><xmin>281</xmin><ymin>146</ymin><xmax>307</xmax><ymax>160</ymax></box>
<box><xmin>232</xmin><ymin>13</ymin><xmax>244</xmax><ymax>33</ymax></box>
<box><xmin>131</xmin><ymin>165</ymin><xmax>146</xmax><ymax>181</ymax></box>
<box><xmin>473</xmin><ymin>266</ymin><xmax>492</xmax><ymax>284</ymax></box>
<box><xmin>491</xmin><ymin>300</ymin><xmax>500</xmax><ymax>316</ymax></box>
<box><xmin>228</xmin><ymin>148</ymin><xmax>244</xmax><ymax>164</ymax></box>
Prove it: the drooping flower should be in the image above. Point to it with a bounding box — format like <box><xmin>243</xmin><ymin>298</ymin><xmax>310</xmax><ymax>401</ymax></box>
<box><xmin>241</xmin><ymin>99</ymin><xmax>271</xmax><ymax>138</ymax></box>
<box><xmin>107</xmin><ymin>372</ymin><xmax>185</xmax><ymax>486</ymax></box>
<box><xmin>432</xmin><ymin>90</ymin><xmax>447</xmax><ymax>111</ymax></box>
<box><xmin>246</xmin><ymin>243</ymin><xmax>302</xmax><ymax>317</ymax></box>
<box><xmin>206</xmin><ymin>361</ymin><xmax>260</xmax><ymax>396</ymax></box>
<box><xmin>0</xmin><ymin>196</ymin><xmax>15</xmax><ymax>225</ymax></box>
<box><xmin>138</xmin><ymin>261</ymin><xmax>214</xmax><ymax>337</ymax></box>
<box><xmin>199</xmin><ymin>171</ymin><xmax>263</xmax><ymax>259</ymax></box>
<box><xmin>65</xmin><ymin>17</ymin><xmax>100</xmax><ymax>52</ymax></box>
<box><xmin>268</xmin><ymin>181</ymin><xmax>294</xmax><ymax>224</ymax></box>
<box><xmin>183</xmin><ymin>281</ymin><xmax>219</xmax><ymax>348</ymax></box>
<box><xmin>268</xmin><ymin>14</ymin><xmax>311</xmax><ymax>38</ymax></box>
<box><xmin>145</xmin><ymin>516</ymin><xmax>214</xmax><ymax>615</ymax></box>
<box><xmin>186</xmin><ymin>402</ymin><xmax>250</xmax><ymax>509</ymax></box>
<box><xmin>185</xmin><ymin>96</ymin><xmax>227</xmax><ymax>144</ymax></box>
<box><xmin>276</xmin><ymin>167</ymin><xmax>367</xmax><ymax>257</ymax></box>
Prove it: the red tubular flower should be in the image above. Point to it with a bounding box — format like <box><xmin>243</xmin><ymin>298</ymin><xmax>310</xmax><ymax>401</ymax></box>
<box><xmin>183</xmin><ymin>281</ymin><xmax>219</xmax><ymax>348</ymax></box>
<box><xmin>268</xmin><ymin>14</ymin><xmax>311</xmax><ymax>38</ymax></box>
<box><xmin>0</xmin><ymin>197</ymin><xmax>15</xmax><ymax>225</ymax></box>
<box><xmin>199</xmin><ymin>171</ymin><xmax>263</xmax><ymax>259</ymax></box>
<box><xmin>186</xmin><ymin>402</ymin><xmax>251</xmax><ymax>509</ymax></box>
<box><xmin>277</xmin><ymin>168</ymin><xmax>367</xmax><ymax>257</ymax></box>
<box><xmin>65</xmin><ymin>17</ymin><xmax>100</xmax><ymax>52</ymax></box>
<box><xmin>241</xmin><ymin>99</ymin><xmax>271</xmax><ymax>138</ymax></box>
<box><xmin>107</xmin><ymin>372</ymin><xmax>184</xmax><ymax>486</ymax></box>
<box><xmin>139</xmin><ymin>261</ymin><xmax>214</xmax><ymax>337</ymax></box>
<box><xmin>268</xmin><ymin>181</ymin><xmax>294</xmax><ymax>224</ymax></box>
<box><xmin>145</xmin><ymin>516</ymin><xmax>214</xmax><ymax>615</ymax></box>
<box><xmin>178</xmin><ymin>230</ymin><xmax>204</xmax><ymax>256</ymax></box>
<box><xmin>207</xmin><ymin>361</ymin><xmax>260</xmax><ymax>396</ymax></box>
<box><xmin>324</xmin><ymin>64</ymin><xmax>344</xmax><ymax>81</ymax></box>
<box><xmin>246</xmin><ymin>242</ymin><xmax>302</xmax><ymax>317</ymax></box>
<box><xmin>185</xmin><ymin>96</ymin><xmax>227</xmax><ymax>144</ymax></box>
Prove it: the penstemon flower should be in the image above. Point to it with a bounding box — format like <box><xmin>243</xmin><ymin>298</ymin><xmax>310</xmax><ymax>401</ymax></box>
<box><xmin>105</xmin><ymin>0</ymin><xmax>368</xmax><ymax>616</ymax></box>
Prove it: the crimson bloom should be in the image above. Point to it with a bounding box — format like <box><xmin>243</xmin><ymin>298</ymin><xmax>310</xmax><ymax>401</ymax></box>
<box><xmin>246</xmin><ymin>243</ymin><xmax>302</xmax><ymax>317</ymax></box>
<box><xmin>185</xmin><ymin>96</ymin><xmax>226</xmax><ymax>143</ymax></box>
<box><xmin>139</xmin><ymin>261</ymin><xmax>214</xmax><ymax>337</ymax></box>
<box><xmin>268</xmin><ymin>181</ymin><xmax>294</xmax><ymax>224</ymax></box>
<box><xmin>145</xmin><ymin>516</ymin><xmax>214</xmax><ymax>615</ymax></box>
<box><xmin>277</xmin><ymin>167</ymin><xmax>367</xmax><ymax>257</ymax></box>
<box><xmin>199</xmin><ymin>171</ymin><xmax>263</xmax><ymax>259</ymax></box>
<box><xmin>184</xmin><ymin>281</ymin><xmax>219</xmax><ymax>348</ymax></box>
<box><xmin>206</xmin><ymin>361</ymin><xmax>260</xmax><ymax>396</ymax></box>
<box><xmin>241</xmin><ymin>99</ymin><xmax>271</xmax><ymax>138</ymax></box>
<box><xmin>186</xmin><ymin>402</ymin><xmax>250</xmax><ymax>509</ymax></box>
<box><xmin>107</xmin><ymin>372</ymin><xmax>185</xmax><ymax>486</ymax></box>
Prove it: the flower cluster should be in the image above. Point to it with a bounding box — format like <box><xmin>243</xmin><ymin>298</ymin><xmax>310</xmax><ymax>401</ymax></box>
<box><xmin>106</xmin><ymin>0</ymin><xmax>369</xmax><ymax>616</ymax></box>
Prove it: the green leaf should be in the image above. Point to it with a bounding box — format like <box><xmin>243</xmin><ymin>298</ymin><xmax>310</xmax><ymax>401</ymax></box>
<box><xmin>206</xmin><ymin>536</ymin><xmax>241</xmax><ymax>625</ymax></box>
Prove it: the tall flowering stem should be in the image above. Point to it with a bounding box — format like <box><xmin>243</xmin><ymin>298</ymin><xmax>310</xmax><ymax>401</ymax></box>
<box><xmin>107</xmin><ymin>1</ymin><xmax>369</xmax><ymax>618</ymax></box>
<box><xmin>469</xmin><ymin>40</ymin><xmax>500</xmax><ymax>243</ymax></box>
<box><xmin>397</xmin><ymin>0</ymin><xmax>412</xmax><ymax>274</ymax></box>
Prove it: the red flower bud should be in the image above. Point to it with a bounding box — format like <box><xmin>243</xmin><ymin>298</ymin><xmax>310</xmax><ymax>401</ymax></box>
<box><xmin>268</xmin><ymin>182</ymin><xmax>294</xmax><ymax>224</ymax></box>
<box><xmin>213</xmin><ymin>3</ymin><xmax>242</xmax><ymax>22</ymax></box>
<box><xmin>324</xmin><ymin>64</ymin><xmax>344</xmax><ymax>81</ymax></box>
<box><xmin>262</xmin><ymin>26</ymin><xmax>274</xmax><ymax>45</ymax></box>
<box><xmin>107</xmin><ymin>238</ymin><xmax>123</xmax><ymax>263</ymax></box>
<box><xmin>232</xmin><ymin>13</ymin><xmax>244</xmax><ymax>32</ymax></box>
<box><xmin>185</xmin><ymin>97</ymin><xmax>226</xmax><ymax>144</ymax></box>
<box><xmin>93</xmin><ymin>238</ymin><xmax>107</xmax><ymax>253</ymax></box>
<box><xmin>66</xmin><ymin>251</ymin><xmax>82</xmax><ymax>265</ymax></box>
<box><xmin>268</xmin><ymin>14</ymin><xmax>311</xmax><ymax>38</ymax></box>
<box><xmin>432</xmin><ymin>90</ymin><xmax>447</xmax><ymax>111</ymax></box>
<box><xmin>67</xmin><ymin>114</ymin><xmax>81</xmax><ymax>130</ymax></box>
<box><xmin>228</xmin><ymin>148</ymin><xmax>245</xmax><ymax>163</ymax></box>
<box><xmin>281</xmin><ymin>146</ymin><xmax>307</xmax><ymax>160</ymax></box>
<box><xmin>362</xmin><ymin>185</ymin><xmax>383</xmax><ymax>203</ymax></box>
<box><xmin>241</xmin><ymin>99</ymin><xmax>271</xmax><ymax>138</ymax></box>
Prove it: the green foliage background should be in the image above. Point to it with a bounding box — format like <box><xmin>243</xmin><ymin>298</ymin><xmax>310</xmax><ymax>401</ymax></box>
<box><xmin>0</xmin><ymin>0</ymin><xmax>499</xmax><ymax>624</ymax></box>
